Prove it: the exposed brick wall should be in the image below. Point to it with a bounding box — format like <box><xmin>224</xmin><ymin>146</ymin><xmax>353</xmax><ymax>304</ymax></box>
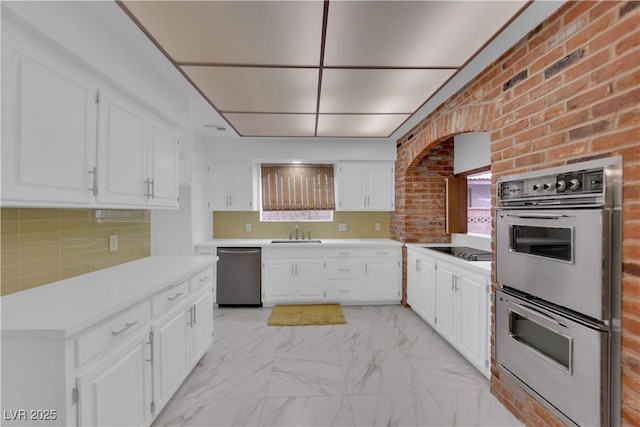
<box><xmin>392</xmin><ymin>1</ymin><xmax>640</xmax><ymax>425</ymax></box>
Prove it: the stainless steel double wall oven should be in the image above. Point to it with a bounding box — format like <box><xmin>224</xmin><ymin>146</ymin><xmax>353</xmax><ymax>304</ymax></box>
<box><xmin>495</xmin><ymin>156</ymin><xmax>622</xmax><ymax>427</ymax></box>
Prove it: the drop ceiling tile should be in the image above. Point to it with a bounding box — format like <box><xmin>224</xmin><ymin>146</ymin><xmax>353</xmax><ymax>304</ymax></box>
<box><xmin>121</xmin><ymin>1</ymin><xmax>324</xmax><ymax>65</ymax></box>
<box><xmin>225</xmin><ymin>113</ymin><xmax>316</xmax><ymax>137</ymax></box>
<box><xmin>324</xmin><ymin>1</ymin><xmax>527</xmax><ymax>67</ymax></box>
<box><xmin>320</xmin><ymin>68</ymin><xmax>456</xmax><ymax>114</ymax></box>
<box><xmin>181</xmin><ymin>67</ymin><xmax>319</xmax><ymax>113</ymax></box>
<box><xmin>316</xmin><ymin>114</ymin><xmax>409</xmax><ymax>138</ymax></box>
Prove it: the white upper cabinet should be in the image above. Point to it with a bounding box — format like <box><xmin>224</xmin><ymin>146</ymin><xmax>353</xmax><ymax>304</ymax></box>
<box><xmin>336</xmin><ymin>162</ymin><xmax>395</xmax><ymax>211</ymax></box>
<box><xmin>97</xmin><ymin>89</ymin><xmax>179</xmax><ymax>208</ymax></box>
<box><xmin>207</xmin><ymin>163</ymin><xmax>256</xmax><ymax>211</ymax></box>
<box><xmin>1</xmin><ymin>21</ymin><xmax>180</xmax><ymax>209</ymax></box>
<box><xmin>1</xmin><ymin>30</ymin><xmax>98</xmax><ymax>206</ymax></box>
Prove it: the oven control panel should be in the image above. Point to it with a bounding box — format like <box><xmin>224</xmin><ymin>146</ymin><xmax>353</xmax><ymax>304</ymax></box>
<box><xmin>498</xmin><ymin>165</ymin><xmax>607</xmax><ymax>206</ymax></box>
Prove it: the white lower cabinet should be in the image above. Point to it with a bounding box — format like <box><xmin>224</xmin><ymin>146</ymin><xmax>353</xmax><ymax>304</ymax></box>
<box><xmin>151</xmin><ymin>301</ymin><xmax>191</xmax><ymax>413</ymax></box>
<box><xmin>407</xmin><ymin>248</ymin><xmax>490</xmax><ymax>378</ymax></box>
<box><xmin>363</xmin><ymin>250</ymin><xmax>401</xmax><ymax>300</ymax></box>
<box><xmin>406</xmin><ymin>249</ymin><xmax>436</xmax><ymax>327</ymax></box>
<box><xmin>0</xmin><ymin>259</ymin><xmax>215</xmax><ymax>427</ymax></box>
<box><xmin>262</xmin><ymin>246</ymin><xmax>401</xmax><ymax>305</ymax></box>
<box><xmin>79</xmin><ymin>329</ymin><xmax>152</xmax><ymax>427</ymax></box>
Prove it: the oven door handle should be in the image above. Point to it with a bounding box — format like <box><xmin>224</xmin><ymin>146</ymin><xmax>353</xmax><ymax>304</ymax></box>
<box><xmin>511</xmin><ymin>302</ymin><xmax>564</xmax><ymax>327</ymax></box>
<box><xmin>506</xmin><ymin>213</ymin><xmax>570</xmax><ymax>220</ymax></box>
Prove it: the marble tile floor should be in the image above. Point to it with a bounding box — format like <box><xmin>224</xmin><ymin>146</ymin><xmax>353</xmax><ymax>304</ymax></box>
<box><xmin>152</xmin><ymin>305</ymin><xmax>523</xmax><ymax>427</ymax></box>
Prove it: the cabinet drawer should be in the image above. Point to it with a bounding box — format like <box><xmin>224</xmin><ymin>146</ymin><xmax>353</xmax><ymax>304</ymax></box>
<box><xmin>325</xmin><ymin>248</ymin><xmax>363</xmax><ymax>258</ymax></box>
<box><xmin>190</xmin><ymin>267</ymin><xmax>214</xmax><ymax>292</ymax></box>
<box><xmin>152</xmin><ymin>280</ymin><xmax>189</xmax><ymax>317</ymax></box>
<box><xmin>264</xmin><ymin>248</ymin><xmax>325</xmax><ymax>258</ymax></box>
<box><xmin>75</xmin><ymin>300</ymin><xmax>150</xmax><ymax>366</ymax></box>
<box><xmin>326</xmin><ymin>280</ymin><xmax>362</xmax><ymax>300</ymax></box>
<box><xmin>326</xmin><ymin>259</ymin><xmax>362</xmax><ymax>279</ymax></box>
<box><xmin>362</xmin><ymin>247</ymin><xmax>400</xmax><ymax>258</ymax></box>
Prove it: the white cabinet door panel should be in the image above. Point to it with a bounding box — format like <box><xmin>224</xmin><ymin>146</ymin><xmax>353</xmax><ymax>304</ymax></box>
<box><xmin>80</xmin><ymin>329</ymin><xmax>151</xmax><ymax>427</ymax></box>
<box><xmin>457</xmin><ymin>273</ymin><xmax>487</xmax><ymax>370</ymax></box>
<box><xmin>153</xmin><ymin>304</ymin><xmax>190</xmax><ymax>411</ymax></box>
<box><xmin>337</xmin><ymin>165</ymin><xmax>366</xmax><ymax>210</ymax></box>
<box><xmin>263</xmin><ymin>261</ymin><xmax>295</xmax><ymax>301</ymax></box>
<box><xmin>364</xmin><ymin>260</ymin><xmax>398</xmax><ymax>299</ymax></box>
<box><xmin>1</xmin><ymin>31</ymin><xmax>97</xmax><ymax>205</ymax></box>
<box><xmin>294</xmin><ymin>261</ymin><xmax>325</xmax><ymax>300</ymax></box>
<box><xmin>367</xmin><ymin>166</ymin><xmax>393</xmax><ymax>210</ymax></box>
<box><xmin>97</xmin><ymin>90</ymin><xmax>146</xmax><ymax>205</ymax></box>
<box><xmin>148</xmin><ymin>120</ymin><xmax>179</xmax><ymax>207</ymax></box>
<box><xmin>190</xmin><ymin>290</ymin><xmax>213</xmax><ymax>365</ymax></box>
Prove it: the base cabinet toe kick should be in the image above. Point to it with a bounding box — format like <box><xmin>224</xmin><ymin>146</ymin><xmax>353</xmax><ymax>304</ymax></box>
<box><xmin>1</xmin><ymin>257</ymin><xmax>215</xmax><ymax>427</ymax></box>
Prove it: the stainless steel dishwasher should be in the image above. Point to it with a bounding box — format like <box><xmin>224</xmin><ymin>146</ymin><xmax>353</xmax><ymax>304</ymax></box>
<box><xmin>216</xmin><ymin>247</ymin><xmax>262</xmax><ymax>307</ymax></box>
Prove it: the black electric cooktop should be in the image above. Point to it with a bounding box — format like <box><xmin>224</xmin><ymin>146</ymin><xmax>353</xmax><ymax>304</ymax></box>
<box><xmin>424</xmin><ymin>246</ymin><xmax>492</xmax><ymax>262</ymax></box>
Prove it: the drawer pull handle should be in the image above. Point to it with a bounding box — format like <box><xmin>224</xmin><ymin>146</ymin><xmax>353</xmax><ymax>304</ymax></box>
<box><xmin>111</xmin><ymin>321</ymin><xmax>138</xmax><ymax>337</ymax></box>
<box><xmin>168</xmin><ymin>292</ymin><xmax>184</xmax><ymax>302</ymax></box>
<box><xmin>376</xmin><ymin>252</ymin><xmax>388</xmax><ymax>255</ymax></box>
<box><xmin>339</xmin><ymin>252</ymin><xmax>350</xmax><ymax>255</ymax></box>
<box><xmin>338</xmin><ymin>290</ymin><xmax>349</xmax><ymax>293</ymax></box>
<box><xmin>199</xmin><ymin>276</ymin><xmax>211</xmax><ymax>282</ymax></box>
<box><xmin>338</xmin><ymin>269</ymin><xmax>350</xmax><ymax>272</ymax></box>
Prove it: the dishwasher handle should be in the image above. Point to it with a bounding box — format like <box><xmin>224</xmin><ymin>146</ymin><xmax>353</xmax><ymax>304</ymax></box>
<box><xmin>218</xmin><ymin>249</ymin><xmax>261</xmax><ymax>255</ymax></box>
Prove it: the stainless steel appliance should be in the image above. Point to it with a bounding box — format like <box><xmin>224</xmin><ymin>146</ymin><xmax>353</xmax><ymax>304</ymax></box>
<box><xmin>495</xmin><ymin>156</ymin><xmax>622</xmax><ymax>427</ymax></box>
<box><xmin>216</xmin><ymin>247</ymin><xmax>262</xmax><ymax>307</ymax></box>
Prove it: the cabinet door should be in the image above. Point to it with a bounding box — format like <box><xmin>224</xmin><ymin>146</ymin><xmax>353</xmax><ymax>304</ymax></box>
<box><xmin>419</xmin><ymin>257</ymin><xmax>437</xmax><ymax>327</ymax></box>
<box><xmin>435</xmin><ymin>264</ymin><xmax>457</xmax><ymax>344</ymax></box>
<box><xmin>294</xmin><ymin>260</ymin><xmax>325</xmax><ymax>300</ymax></box>
<box><xmin>363</xmin><ymin>259</ymin><xmax>399</xmax><ymax>299</ymax></box>
<box><xmin>152</xmin><ymin>303</ymin><xmax>190</xmax><ymax>412</ymax></box>
<box><xmin>263</xmin><ymin>261</ymin><xmax>295</xmax><ymax>301</ymax></box>
<box><xmin>1</xmin><ymin>31</ymin><xmax>98</xmax><ymax>205</ymax></box>
<box><xmin>147</xmin><ymin>120</ymin><xmax>179</xmax><ymax>207</ymax></box>
<box><xmin>406</xmin><ymin>254</ymin><xmax>422</xmax><ymax>311</ymax></box>
<box><xmin>79</xmin><ymin>329</ymin><xmax>151</xmax><ymax>427</ymax></box>
<box><xmin>337</xmin><ymin>165</ymin><xmax>366</xmax><ymax>210</ymax></box>
<box><xmin>457</xmin><ymin>272</ymin><xmax>488</xmax><ymax>372</ymax></box>
<box><xmin>207</xmin><ymin>165</ymin><xmax>230</xmax><ymax>211</ymax></box>
<box><xmin>366</xmin><ymin>166</ymin><xmax>394</xmax><ymax>210</ymax></box>
<box><xmin>190</xmin><ymin>290</ymin><xmax>214</xmax><ymax>365</ymax></box>
<box><xmin>229</xmin><ymin>164</ymin><xmax>254</xmax><ymax>210</ymax></box>
<box><xmin>97</xmin><ymin>89</ymin><xmax>147</xmax><ymax>205</ymax></box>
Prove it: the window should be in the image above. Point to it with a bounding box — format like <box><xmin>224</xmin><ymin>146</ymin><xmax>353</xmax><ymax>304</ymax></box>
<box><xmin>260</xmin><ymin>164</ymin><xmax>335</xmax><ymax>222</ymax></box>
<box><xmin>446</xmin><ymin>168</ymin><xmax>491</xmax><ymax>236</ymax></box>
<box><xmin>466</xmin><ymin>171</ymin><xmax>491</xmax><ymax>235</ymax></box>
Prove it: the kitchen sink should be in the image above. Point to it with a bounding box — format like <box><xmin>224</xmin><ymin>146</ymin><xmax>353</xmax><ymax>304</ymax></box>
<box><xmin>270</xmin><ymin>239</ymin><xmax>322</xmax><ymax>244</ymax></box>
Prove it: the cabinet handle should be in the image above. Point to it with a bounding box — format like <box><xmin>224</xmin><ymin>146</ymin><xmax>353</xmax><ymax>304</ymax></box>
<box><xmin>376</xmin><ymin>252</ymin><xmax>388</xmax><ymax>255</ymax></box>
<box><xmin>416</xmin><ymin>259</ymin><xmax>420</xmax><ymax>272</ymax></box>
<box><xmin>168</xmin><ymin>292</ymin><xmax>184</xmax><ymax>301</ymax></box>
<box><xmin>365</xmin><ymin>264</ymin><xmax>368</xmax><ymax>275</ymax></box>
<box><xmin>338</xmin><ymin>268</ymin><xmax>350</xmax><ymax>272</ymax></box>
<box><xmin>338</xmin><ymin>252</ymin><xmax>350</xmax><ymax>256</ymax></box>
<box><xmin>88</xmin><ymin>167</ymin><xmax>98</xmax><ymax>195</ymax></box>
<box><xmin>144</xmin><ymin>179</ymin><xmax>153</xmax><ymax>198</ymax></box>
<box><xmin>111</xmin><ymin>321</ymin><xmax>137</xmax><ymax>337</ymax></box>
<box><xmin>338</xmin><ymin>290</ymin><xmax>349</xmax><ymax>293</ymax></box>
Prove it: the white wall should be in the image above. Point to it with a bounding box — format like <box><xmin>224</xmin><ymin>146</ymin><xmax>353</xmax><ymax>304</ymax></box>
<box><xmin>454</xmin><ymin>132</ymin><xmax>491</xmax><ymax>174</ymax></box>
<box><xmin>204</xmin><ymin>137</ymin><xmax>396</xmax><ymax>163</ymax></box>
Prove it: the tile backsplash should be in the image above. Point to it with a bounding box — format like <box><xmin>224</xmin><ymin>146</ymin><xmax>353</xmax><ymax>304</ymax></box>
<box><xmin>213</xmin><ymin>211</ymin><xmax>390</xmax><ymax>239</ymax></box>
<box><xmin>1</xmin><ymin>208</ymin><xmax>150</xmax><ymax>296</ymax></box>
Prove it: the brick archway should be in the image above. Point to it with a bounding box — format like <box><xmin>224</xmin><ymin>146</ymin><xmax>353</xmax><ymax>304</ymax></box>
<box><xmin>404</xmin><ymin>103</ymin><xmax>495</xmax><ymax>169</ymax></box>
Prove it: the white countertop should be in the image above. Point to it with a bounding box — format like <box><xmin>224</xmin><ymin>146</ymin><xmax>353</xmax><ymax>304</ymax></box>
<box><xmin>405</xmin><ymin>243</ymin><xmax>492</xmax><ymax>274</ymax></box>
<box><xmin>1</xmin><ymin>256</ymin><xmax>215</xmax><ymax>339</ymax></box>
<box><xmin>197</xmin><ymin>238</ymin><xmax>403</xmax><ymax>248</ymax></box>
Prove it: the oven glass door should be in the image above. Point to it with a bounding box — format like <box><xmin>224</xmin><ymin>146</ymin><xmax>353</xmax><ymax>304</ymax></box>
<box><xmin>510</xmin><ymin>224</ymin><xmax>572</xmax><ymax>262</ymax></box>
<box><xmin>508</xmin><ymin>307</ymin><xmax>572</xmax><ymax>373</ymax></box>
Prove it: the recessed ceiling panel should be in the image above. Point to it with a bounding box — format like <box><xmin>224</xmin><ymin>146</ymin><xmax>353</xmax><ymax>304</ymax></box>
<box><xmin>225</xmin><ymin>113</ymin><xmax>316</xmax><ymax>137</ymax></box>
<box><xmin>317</xmin><ymin>114</ymin><xmax>409</xmax><ymax>138</ymax></box>
<box><xmin>181</xmin><ymin>66</ymin><xmax>319</xmax><ymax>113</ymax></box>
<box><xmin>320</xmin><ymin>68</ymin><xmax>456</xmax><ymax>114</ymax></box>
<box><xmin>121</xmin><ymin>1</ymin><xmax>324</xmax><ymax>65</ymax></box>
<box><xmin>324</xmin><ymin>1</ymin><xmax>527</xmax><ymax>67</ymax></box>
